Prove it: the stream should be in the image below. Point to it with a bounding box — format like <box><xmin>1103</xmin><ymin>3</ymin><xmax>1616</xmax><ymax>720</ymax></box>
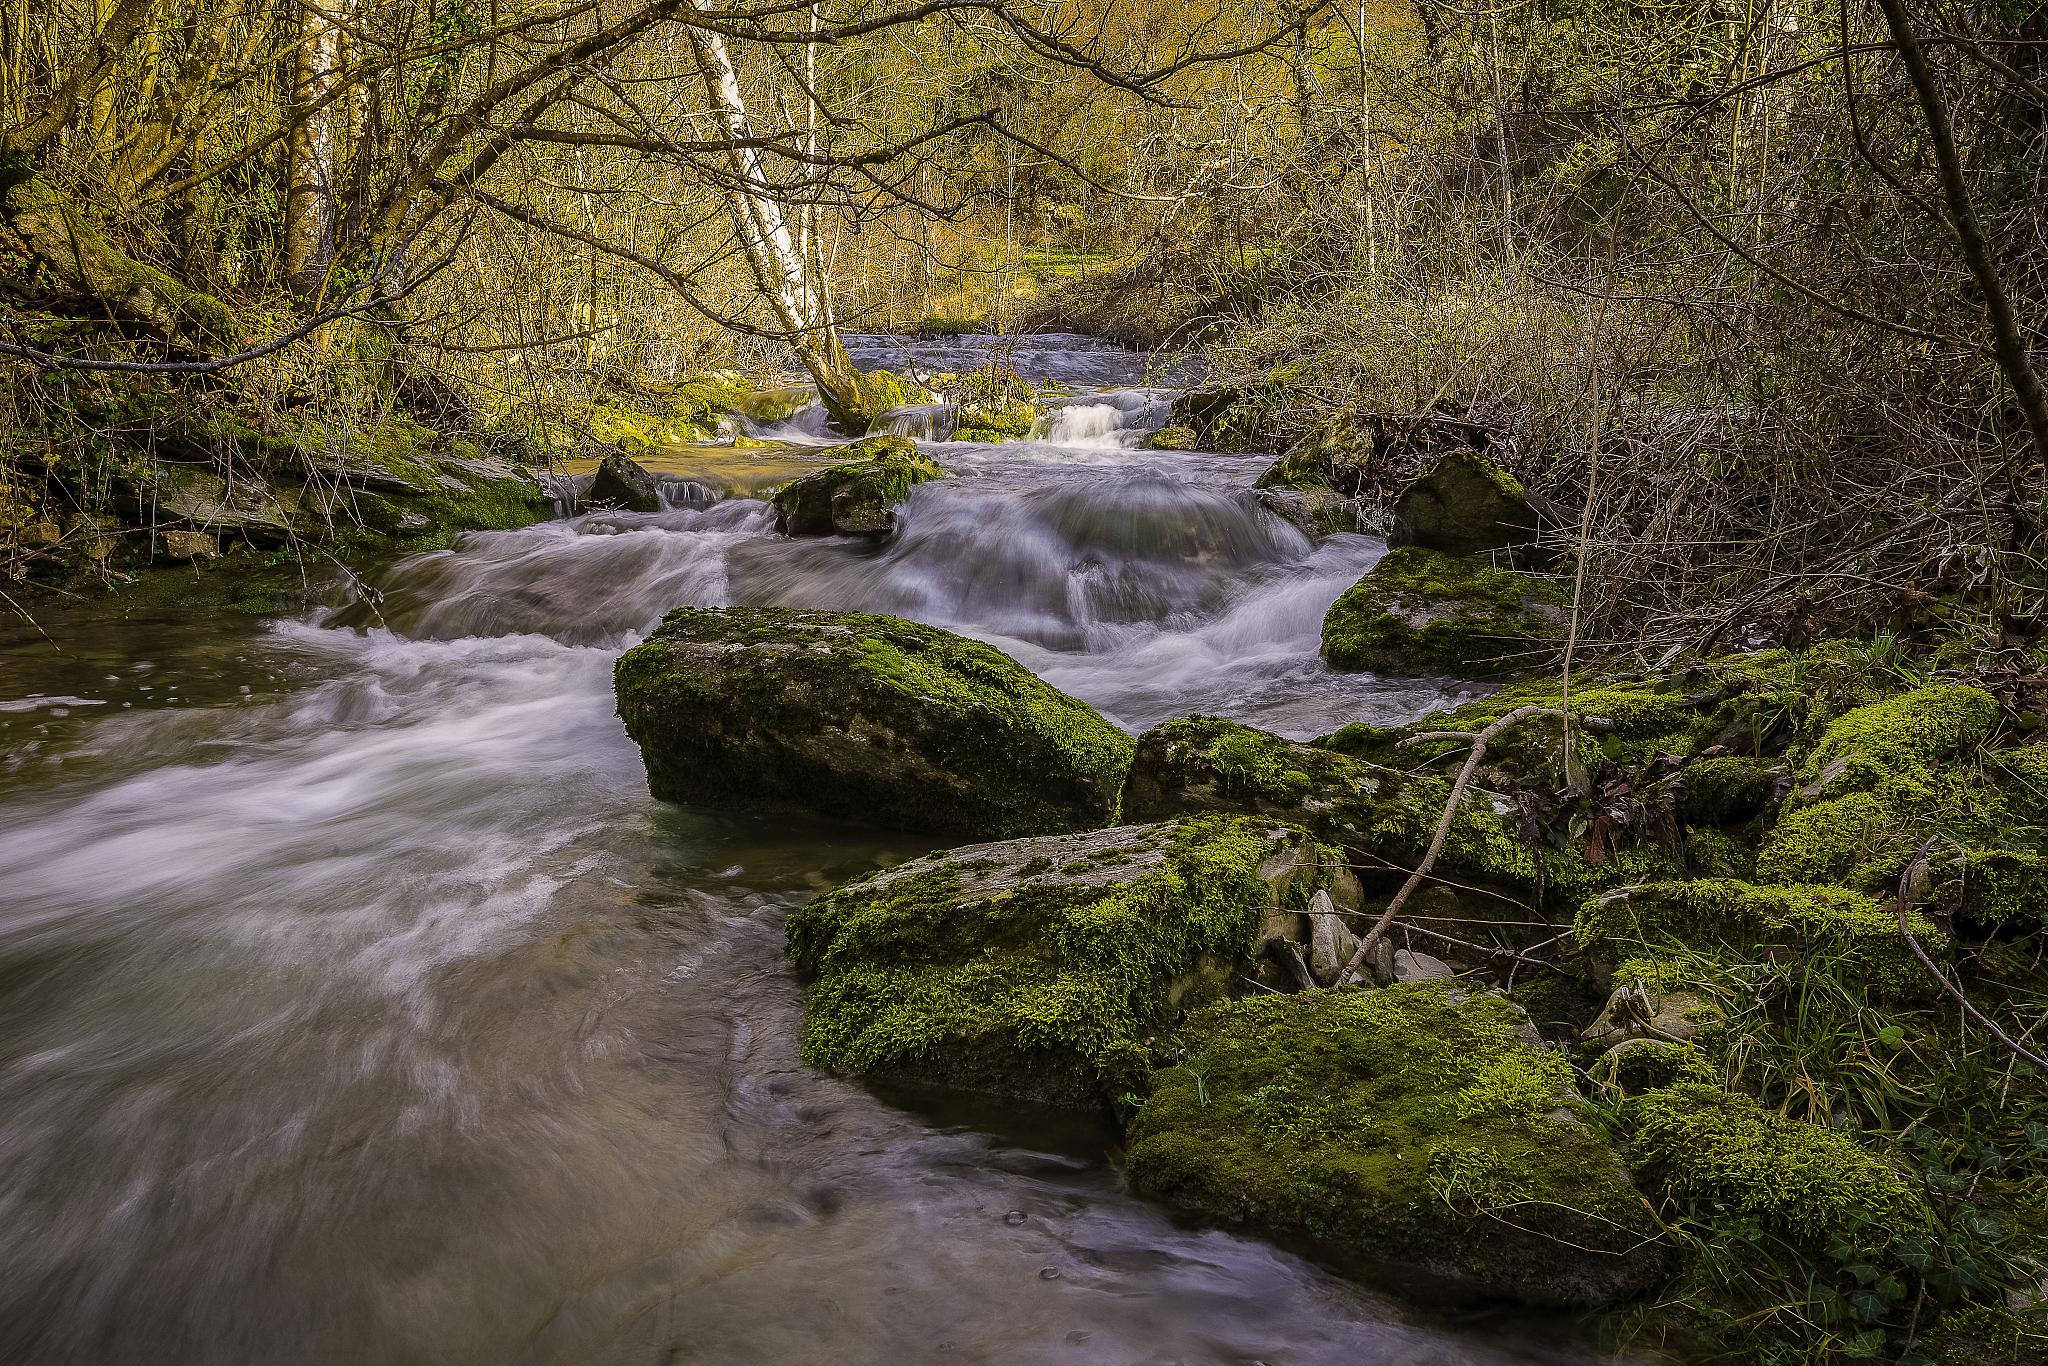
<box><xmin>0</xmin><ymin>334</ymin><xmax>1597</xmax><ymax>1365</ymax></box>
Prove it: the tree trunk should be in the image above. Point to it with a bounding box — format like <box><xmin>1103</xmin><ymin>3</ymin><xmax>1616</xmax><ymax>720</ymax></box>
<box><xmin>283</xmin><ymin>0</ymin><xmax>342</xmax><ymax>299</ymax></box>
<box><xmin>680</xmin><ymin>11</ymin><xmax>866</xmax><ymax>427</ymax></box>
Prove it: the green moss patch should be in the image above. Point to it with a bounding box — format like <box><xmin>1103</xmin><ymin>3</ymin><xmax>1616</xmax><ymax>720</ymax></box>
<box><xmin>787</xmin><ymin>816</ymin><xmax>1328</xmax><ymax>1106</ymax></box>
<box><xmin>1125</xmin><ymin>982</ymin><xmax>1670</xmax><ymax>1306</ymax></box>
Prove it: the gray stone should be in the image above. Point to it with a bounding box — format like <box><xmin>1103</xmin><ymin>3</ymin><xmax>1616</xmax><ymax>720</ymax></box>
<box><xmin>1393</xmin><ymin>948</ymin><xmax>1455</xmax><ymax>981</ymax></box>
<box><xmin>1306</xmin><ymin>889</ymin><xmax>1361</xmax><ymax>985</ymax></box>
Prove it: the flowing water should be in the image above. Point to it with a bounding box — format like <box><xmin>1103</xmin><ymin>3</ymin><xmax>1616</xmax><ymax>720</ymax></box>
<box><xmin>0</xmin><ymin>334</ymin><xmax>1595</xmax><ymax>1366</ymax></box>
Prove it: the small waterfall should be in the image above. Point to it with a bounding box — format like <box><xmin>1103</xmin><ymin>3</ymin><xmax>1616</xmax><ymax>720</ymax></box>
<box><xmin>1032</xmin><ymin>389</ymin><xmax>1177</xmax><ymax>449</ymax></box>
<box><xmin>869</xmin><ymin>403</ymin><xmax>958</xmax><ymax>442</ymax></box>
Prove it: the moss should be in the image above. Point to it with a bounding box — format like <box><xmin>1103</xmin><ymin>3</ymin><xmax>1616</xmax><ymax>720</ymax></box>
<box><xmin>772</xmin><ymin>433</ymin><xmax>945</xmax><ymax>535</ymax></box>
<box><xmin>1934</xmin><ymin>847</ymin><xmax>2048</xmax><ymax>931</ymax></box>
<box><xmin>1756</xmin><ymin>685</ymin><xmax>2012</xmax><ymax>891</ymax></box>
<box><xmin>849</xmin><ymin>368</ymin><xmax>938</xmax><ymax>429</ymax></box>
<box><xmin>614</xmin><ymin>606</ymin><xmax>1133</xmax><ymax>838</ymax></box>
<box><xmin>1678</xmin><ymin>754</ymin><xmax>1785</xmax><ymax>826</ymax></box>
<box><xmin>787</xmin><ymin>815</ymin><xmax>1326</xmax><ymax>1106</ymax></box>
<box><xmin>1920</xmin><ymin>1304</ymin><xmax>2048</xmax><ymax>1366</ymax></box>
<box><xmin>1576</xmin><ymin>879</ymin><xmax>1944</xmax><ymax>1001</ymax></box>
<box><xmin>1628</xmin><ymin>1082</ymin><xmax>1933</xmax><ymax>1247</ymax></box>
<box><xmin>1124</xmin><ymin>716</ymin><xmax>1543</xmax><ymax>891</ymax></box>
<box><xmin>1320</xmin><ymin>546</ymin><xmax>1566</xmax><ymax>675</ymax></box>
<box><xmin>1591</xmin><ymin>1039</ymin><xmax>1718</xmax><ymax>1094</ymax></box>
<box><xmin>1124</xmin><ymin>982</ymin><xmax>1670</xmax><ymax>1306</ymax></box>
<box><xmin>1144</xmin><ymin>424</ymin><xmax>1197</xmax><ymax>451</ymax></box>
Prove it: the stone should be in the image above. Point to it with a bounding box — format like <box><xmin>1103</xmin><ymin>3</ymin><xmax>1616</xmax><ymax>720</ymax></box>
<box><xmin>1125</xmin><ymin>982</ymin><xmax>1673</xmax><ymax>1306</ymax></box>
<box><xmin>1393</xmin><ymin>948</ymin><xmax>1454</xmax><ymax>981</ymax></box>
<box><xmin>157</xmin><ymin>529</ymin><xmax>219</xmax><ymax>561</ymax></box>
<box><xmin>1319</xmin><ymin>546</ymin><xmax>1566</xmax><ymax>675</ymax></box>
<box><xmin>1389</xmin><ymin>450</ymin><xmax>1539</xmax><ymax>557</ymax></box>
<box><xmin>1579</xmin><ymin>979</ymin><xmax>1714</xmax><ymax>1052</ymax></box>
<box><xmin>786</xmin><ymin>816</ymin><xmax>1337</xmax><ymax>1106</ymax></box>
<box><xmin>772</xmin><ymin>434</ymin><xmax>945</xmax><ymax>536</ymax></box>
<box><xmin>1144</xmin><ymin>425</ymin><xmax>1197</xmax><ymax>451</ymax></box>
<box><xmin>614</xmin><ymin>605</ymin><xmax>1134</xmax><ymax>838</ymax></box>
<box><xmin>1306</xmin><ymin>889</ymin><xmax>1361</xmax><ymax>985</ymax></box>
<box><xmin>128</xmin><ymin>463</ymin><xmax>296</xmax><ymax>542</ymax></box>
<box><xmin>587</xmin><ymin>450</ymin><xmax>664</xmax><ymax>513</ymax></box>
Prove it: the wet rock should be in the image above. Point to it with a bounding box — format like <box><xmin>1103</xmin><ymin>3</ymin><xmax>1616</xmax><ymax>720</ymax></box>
<box><xmin>614</xmin><ymin>605</ymin><xmax>1133</xmax><ymax>838</ymax></box>
<box><xmin>1253</xmin><ymin>486</ymin><xmax>1370</xmax><ymax>538</ymax></box>
<box><xmin>772</xmin><ymin>434</ymin><xmax>945</xmax><ymax>536</ymax></box>
<box><xmin>1306</xmin><ymin>889</ymin><xmax>1361</xmax><ymax>985</ymax></box>
<box><xmin>1319</xmin><ymin>546</ymin><xmax>1566</xmax><ymax>675</ymax></box>
<box><xmin>1125</xmin><ymin>982</ymin><xmax>1672</xmax><ymax>1306</ymax></box>
<box><xmin>786</xmin><ymin>816</ymin><xmax>1337</xmax><ymax>1106</ymax></box>
<box><xmin>156</xmin><ymin>529</ymin><xmax>218</xmax><ymax>561</ymax></box>
<box><xmin>1393</xmin><ymin>948</ymin><xmax>1454</xmax><ymax>981</ymax></box>
<box><xmin>125</xmin><ymin>463</ymin><xmax>297</xmax><ymax>543</ymax></box>
<box><xmin>1144</xmin><ymin>425</ymin><xmax>1197</xmax><ymax>451</ymax></box>
<box><xmin>1390</xmin><ymin>451</ymin><xmax>1539</xmax><ymax>557</ymax></box>
<box><xmin>586</xmin><ymin>451</ymin><xmax>664</xmax><ymax>513</ymax></box>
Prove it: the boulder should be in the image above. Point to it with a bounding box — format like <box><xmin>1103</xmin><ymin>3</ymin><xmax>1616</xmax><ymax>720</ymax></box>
<box><xmin>786</xmin><ymin>816</ymin><xmax>1337</xmax><ymax>1106</ymax></box>
<box><xmin>123</xmin><ymin>462</ymin><xmax>297</xmax><ymax>543</ymax></box>
<box><xmin>771</xmin><ymin>434</ymin><xmax>945</xmax><ymax>536</ymax></box>
<box><xmin>586</xmin><ymin>450</ymin><xmax>664</xmax><ymax>512</ymax></box>
<box><xmin>1393</xmin><ymin>948</ymin><xmax>1454</xmax><ymax>981</ymax></box>
<box><xmin>157</xmin><ymin>529</ymin><xmax>218</xmax><ymax>561</ymax></box>
<box><xmin>1125</xmin><ymin>982</ymin><xmax>1672</xmax><ymax>1306</ymax></box>
<box><xmin>1306</xmin><ymin>889</ymin><xmax>1361</xmax><ymax>985</ymax></box>
<box><xmin>1579</xmin><ymin>978</ymin><xmax>1717</xmax><ymax>1052</ymax></box>
<box><xmin>1390</xmin><ymin>450</ymin><xmax>1539</xmax><ymax>556</ymax></box>
<box><xmin>613</xmin><ymin>606</ymin><xmax>1134</xmax><ymax>838</ymax></box>
<box><xmin>1320</xmin><ymin>546</ymin><xmax>1566</xmax><ymax>675</ymax></box>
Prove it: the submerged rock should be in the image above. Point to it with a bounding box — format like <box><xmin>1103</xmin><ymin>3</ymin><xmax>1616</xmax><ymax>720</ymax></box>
<box><xmin>1320</xmin><ymin>546</ymin><xmax>1566</xmax><ymax>675</ymax></box>
<box><xmin>771</xmin><ymin>433</ymin><xmax>945</xmax><ymax>536</ymax></box>
<box><xmin>1390</xmin><ymin>450</ymin><xmax>1540</xmax><ymax>557</ymax></box>
<box><xmin>613</xmin><ymin>606</ymin><xmax>1133</xmax><ymax>838</ymax></box>
<box><xmin>786</xmin><ymin>816</ymin><xmax>1337</xmax><ymax>1106</ymax></box>
<box><xmin>586</xmin><ymin>450</ymin><xmax>663</xmax><ymax>513</ymax></box>
<box><xmin>1125</xmin><ymin>982</ymin><xmax>1670</xmax><ymax>1306</ymax></box>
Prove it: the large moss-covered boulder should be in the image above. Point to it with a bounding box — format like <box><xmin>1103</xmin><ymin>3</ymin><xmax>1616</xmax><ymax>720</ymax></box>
<box><xmin>787</xmin><ymin>816</ymin><xmax>1336</xmax><ymax>1106</ymax></box>
<box><xmin>613</xmin><ymin>606</ymin><xmax>1133</xmax><ymax>837</ymax></box>
<box><xmin>1321</xmin><ymin>547</ymin><xmax>1566</xmax><ymax>675</ymax></box>
<box><xmin>1575</xmin><ymin>879</ymin><xmax>1946</xmax><ymax>1001</ymax></box>
<box><xmin>771</xmin><ymin>433</ymin><xmax>945</xmax><ymax>536</ymax></box>
<box><xmin>1390</xmin><ymin>450</ymin><xmax>1540</xmax><ymax>556</ymax></box>
<box><xmin>1125</xmin><ymin>982</ymin><xmax>1670</xmax><ymax>1306</ymax></box>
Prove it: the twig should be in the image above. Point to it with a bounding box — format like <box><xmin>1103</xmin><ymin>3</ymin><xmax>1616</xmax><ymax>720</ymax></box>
<box><xmin>1333</xmin><ymin>704</ymin><xmax>1575</xmax><ymax>986</ymax></box>
<box><xmin>1895</xmin><ymin>842</ymin><xmax>2048</xmax><ymax>1071</ymax></box>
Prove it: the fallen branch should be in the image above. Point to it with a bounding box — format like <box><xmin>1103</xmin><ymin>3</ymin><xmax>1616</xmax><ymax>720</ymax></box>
<box><xmin>1895</xmin><ymin>842</ymin><xmax>2048</xmax><ymax>1072</ymax></box>
<box><xmin>1334</xmin><ymin>704</ymin><xmax>1576</xmax><ymax>987</ymax></box>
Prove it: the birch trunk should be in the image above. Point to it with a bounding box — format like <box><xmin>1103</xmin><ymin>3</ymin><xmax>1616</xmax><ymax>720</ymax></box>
<box><xmin>680</xmin><ymin>11</ymin><xmax>865</xmax><ymax>426</ymax></box>
<box><xmin>284</xmin><ymin>0</ymin><xmax>341</xmax><ymax>299</ymax></box>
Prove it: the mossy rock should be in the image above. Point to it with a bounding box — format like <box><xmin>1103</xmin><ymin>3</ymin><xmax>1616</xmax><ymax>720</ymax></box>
<box><xmin>1575</xmin><ymin>879</ymin><xmax>1945</xmax><ymax>1001</ymax></box>
<box><xmin>1320</xmin><ymin>547</ymin><xmax>1566</xmax><ymax>675</ymax></box>
<box><xmin>1125</xmin><ymin>715</ymin><xmax>1541</xmax><ymax>887</ymax></box>
<box><xmin>771</xmin><ymin>434</ymin><xmax>945</xmax><ymax>536</ymax></box>
<box><xmin>1125</xmin><ymin>982</ymin><xmax>1671</xmax><ymax>1306</ymax></box>
<box><xmin>1756</xmin><ymin>684</ymin><xmax>2013</xmax><ymax>892</ymax></box>
<box><xmin>1144</xmin><ymin>424</ymin><xmax>1197</xmax><ymax>451</ymax></box>
<box><xmin>787</xmin><ymin>816</ymin><xmax>1334</xmax><ymax>1107</ymax></box>
<box><xmin>1628</xmin><ymin>1081</ymin><xmax>1934</xmax><ymax>1249</ymax></box>
<box><xmin>613</xmin><ymin>606</ymin><xmax>1133</xmax><ymax>838</ymax></box>
<box><xmin>850</xmin><ymin>368</ymin><xmax>939</xmax><ymax>431</ymax></box>
<box><xmin>1389</xmin><ymin>450</ymin><xmax>1539</xmax><ymax>557</ymax></box>
<box><xmin>1125</xmin><ymin>715</ymin><xmax>1686</xmax><ymax>913</ymax></box>
<box><xmin>586</xmin><ymin>451</ymin><xmax>662</xmax><ymax>513</ymax></box>
<box><xmin>1254</xmin><ymin>412</ymin><xmax>1373</xmax><ymax>495</ymax></box>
